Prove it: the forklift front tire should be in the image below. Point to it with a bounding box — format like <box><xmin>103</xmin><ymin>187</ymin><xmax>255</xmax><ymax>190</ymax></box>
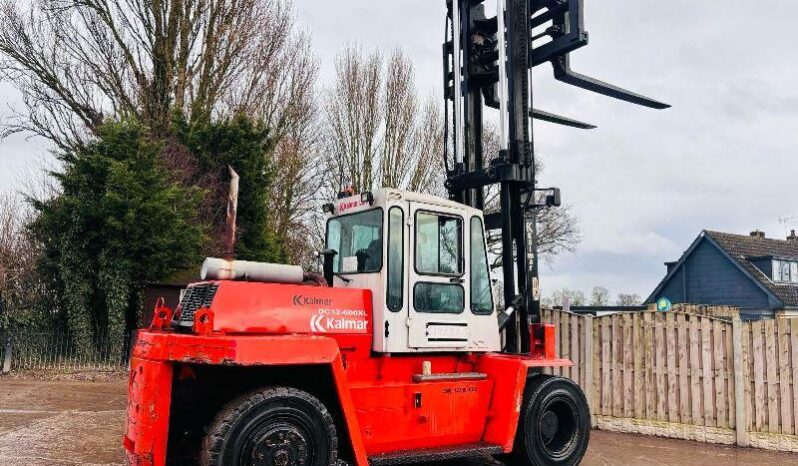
<box><xmin>512</xmin><ymin>375</ymin><xmax>591</xmax><ymax>466</ymax></box>
<box><xmin>200</xmin><ymin>386</ymin><xmax>339</xmax><ymax>466</ymax></box>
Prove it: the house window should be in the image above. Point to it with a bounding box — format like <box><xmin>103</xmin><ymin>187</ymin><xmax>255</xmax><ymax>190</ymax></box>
<box><xmin>772</xmin><ymin>259</ymin><xmax>798</xmax><ymax>283</ymax></box>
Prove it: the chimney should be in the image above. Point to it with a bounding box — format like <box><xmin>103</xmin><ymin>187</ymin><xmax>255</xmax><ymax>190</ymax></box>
<box><xmin>788</xmin><ymin>230</ymin><xmax>798</xmax><ymax>242</ymax></box>
<box><xmin>750</xmin><ymin>230</ymin><xmax>766</xmax><ymax>239</ymax></box>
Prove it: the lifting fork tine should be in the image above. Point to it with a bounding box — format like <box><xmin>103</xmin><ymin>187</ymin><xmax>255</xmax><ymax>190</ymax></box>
<box><xmin>531</xmin><ymin>108</ymin><xmax>597</xmax><ymax>129</ymax></box>
<box><xmin>552</xmin><ymin>55</ymin><xmax>671</xmax><ymax>109</ymax></box>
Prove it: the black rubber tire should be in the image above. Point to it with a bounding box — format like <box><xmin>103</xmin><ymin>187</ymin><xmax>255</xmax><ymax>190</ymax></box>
<box><xmin>200</xmin><ymin>387</ymin><xmax>338</xmax><ymax>466</ymax></box>
<box><xmin>511</xmin><ymin>375</ymin><xmax>591</xmax><ymax>466</ymax></box>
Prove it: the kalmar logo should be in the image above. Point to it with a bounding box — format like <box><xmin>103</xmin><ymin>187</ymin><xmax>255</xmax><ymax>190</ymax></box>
<box><xmin>292</xmin><ymin>295</ymin><xmax>333</xmax><ymax>306</ymax></box>
<box><xmin>310</xmin><ymin>314</ymin><xmax>327</xmax><ymax>332</ymax></box>
<box><xmin>309</xmin><ymin>310</ymin><xmax>368</xmax><ymax>333</ymax></box>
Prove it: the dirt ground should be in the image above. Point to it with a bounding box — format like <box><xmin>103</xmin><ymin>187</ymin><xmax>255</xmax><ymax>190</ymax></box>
<box><xmin>1</xmin><ymin>378</ymin><xmax>797</xmax><ymax>466</ymax></box>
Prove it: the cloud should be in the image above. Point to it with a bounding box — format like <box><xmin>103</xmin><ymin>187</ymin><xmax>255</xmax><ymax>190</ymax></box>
<box><xmin>2</xmin><ymin>0</ymin><xmax>797</xmax><ymax>300</ymax></box>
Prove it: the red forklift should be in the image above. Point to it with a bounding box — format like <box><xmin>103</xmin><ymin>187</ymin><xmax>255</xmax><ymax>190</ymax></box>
<box><xmin>125</xmin><ymin>1</ymin><xmax>667</xmax><ymax>465</ymax></box>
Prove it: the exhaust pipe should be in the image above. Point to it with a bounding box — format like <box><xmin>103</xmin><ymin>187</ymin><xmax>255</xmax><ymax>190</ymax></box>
<box><xmin>201</xmin><ymin>258</ymin><xmax>305</xmax><ymax>284</ymax></box>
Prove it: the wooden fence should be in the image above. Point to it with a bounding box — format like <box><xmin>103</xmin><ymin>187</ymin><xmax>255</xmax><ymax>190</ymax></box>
<box><xmin>541</xmin><ymin>309</ymin><xmax>798</xmax><ymax>452</ymax></box>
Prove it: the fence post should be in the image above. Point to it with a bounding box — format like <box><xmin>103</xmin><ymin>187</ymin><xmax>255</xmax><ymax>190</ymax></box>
<box><xmin>732</xmin><ymin>317</ymin><xmax>749</xmax><ymax>447</ymax></box>
<box><xmin>583</xmin><ymin>315</ymin><xmax>596</xmax><ymax>426</ymax></box>
<box><xmin>2</xmin><ymin>340</ymin><xmax>12</xmax><ymax>374</ymax></box>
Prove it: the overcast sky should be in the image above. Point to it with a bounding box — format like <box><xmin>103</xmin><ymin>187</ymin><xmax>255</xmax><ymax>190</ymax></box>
<box><xmin>2</xmin><ymin>0</ymin><xmax>797</xmax><ymax>302</ymax></box>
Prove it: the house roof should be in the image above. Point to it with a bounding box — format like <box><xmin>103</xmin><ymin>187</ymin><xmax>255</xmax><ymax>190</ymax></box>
<box><xmin>703</xmin><ymin>231</ymin><xmax>798</xmax><ymax>307</ymax></box>
<box><xmin>648</xmin><ymin>230</ymin><xmax>798</xmax><ymax>308</ymax></box>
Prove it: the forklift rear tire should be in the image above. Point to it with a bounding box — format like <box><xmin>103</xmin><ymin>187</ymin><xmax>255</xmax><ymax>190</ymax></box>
<box><xmin>200</xmin><ymin>387</ymin><xmax>338</xmax><ymax>466</ymax></box>
<box><xmin>511</xmin><ymin>375</ymin><xmax>591</xmax><ymax>466</ymax></box>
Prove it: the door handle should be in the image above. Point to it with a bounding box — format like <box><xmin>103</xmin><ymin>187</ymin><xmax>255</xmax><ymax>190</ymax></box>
<box><xmin>450</xmin><ymin>277</ymin><xmax>465</xmax><ymax>284</ymax></box>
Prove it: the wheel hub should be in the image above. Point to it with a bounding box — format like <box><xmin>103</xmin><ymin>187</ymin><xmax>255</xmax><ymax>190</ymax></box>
<box><xmin>540</xmin><ymin>410</ymin><xmax>559</xmax><ymax>440</ymax></box>
<box><xmin>537</xmin><ymin>397</ymin><xmax>580</xmax><ymax>459</ymax></box>
<box><xmin>251</xmin><ymin>426</ymin><xmax>309</xmax><ymax>466</ymax></box>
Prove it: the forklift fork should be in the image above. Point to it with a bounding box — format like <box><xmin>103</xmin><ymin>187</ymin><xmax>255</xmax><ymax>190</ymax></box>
<box><xmin>552</xmin><ymin>55</ymin><xmax>670</xmax><ymax>109</ymax></box>
<box><xmin>530</xmin><ymin>0</ymin><xmax>669</xmax><ymax>110</ymax></box>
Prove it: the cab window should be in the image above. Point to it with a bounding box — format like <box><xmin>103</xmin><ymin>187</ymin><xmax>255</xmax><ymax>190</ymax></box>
<box><xmin>387</xmin><ymin>207</ymin><xmax>404</xmax><ymax>311</ymax></box>
<box><xmin>470</xmin><ymin>217</ymin><xmax>494</xmax><ymax>315</ymax></box>
<box><xmin>326</xmin><ymin>209</ymin><xmax>383</xmax><ymax>273</ymax></box>
<box><xmin>414</xmin><ymin>283</ymin><xmax>465</xmax><ymax>314</ymax></box>
<box><xmin>415</xmin><ymin>212</ymin><xmax>462</xmax><ymax>275</ymax></box>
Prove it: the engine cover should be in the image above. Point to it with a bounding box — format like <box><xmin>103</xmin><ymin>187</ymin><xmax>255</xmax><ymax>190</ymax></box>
<box><xmin>181</xmin><ymin>281</ymin><xmax>373</xmax><ymax>336</ymax></box>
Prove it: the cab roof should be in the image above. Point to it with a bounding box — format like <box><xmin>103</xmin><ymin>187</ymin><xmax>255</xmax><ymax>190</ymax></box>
<box><xmin>376</xmin><ymin>188</ymin><xmax>484</xmax><ymax>217</ymax></box>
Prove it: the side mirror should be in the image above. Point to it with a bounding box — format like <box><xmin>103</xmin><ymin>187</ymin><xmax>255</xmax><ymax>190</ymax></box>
<box><xmin>320</xmin><ymin>249</ymin><xmax>338</xmax><ymax>286</ymax></box>
<box><xmin>547</xmin><ymin>188</ymin><xmax>561</xmax><ymax>208</ymax></box>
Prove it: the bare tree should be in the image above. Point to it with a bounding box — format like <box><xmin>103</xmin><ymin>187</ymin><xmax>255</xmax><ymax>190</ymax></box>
<box><xmin>322</xmin><ymin>46</ymin><xmax>444</xmax><ymax>197</ymax></box>
<box><xmin>589</xmin><ymin>286</ymin><xmax>610</xmax><ymax>306</ymax></box>
<box><xmin>617</xmin><ymin>293</ymin><xmax>642</xmax><ymax>306</ymax></box>
<box><xmin>0</xmin><ymin>0</ymin><xmax>320</xmax><ymax>269</ymax></box>
<box><xmin>0</xmin><ymin>193</ymin><xmax>45</xmax><ymax>329</ymax></box>
<box><xmin>542</xmin><ymin>288</ymin><xmax>586</xmax><ymax>308</ymax></box>
<box><xmin>268</xmin><ymin>97</ymin><xmax>324</xmax><ymax>268</ymax></box>
<box><xmin>0</xmin><ymin>0</ymin><xmax>315</xmax><ymax>149</ymax></box>
<box><xmin>319</xmin><ymin>47</ymin><xmax>576</xmax><ymax>269</ymax></box>
<box><xmin>482</xmin><ymin>124</ymin><xmax>581</xmax><ymax>268</ymax></box>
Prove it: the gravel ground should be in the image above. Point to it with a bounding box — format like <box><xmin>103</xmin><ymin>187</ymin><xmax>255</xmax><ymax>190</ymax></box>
<box><xmin>1</xmin><ymin>378</ymin><xmax>797</xmax><ymax>466</ymax></box>
<box><xmin>0</xmin><ymin>379</ymin><xmax>125</xmax><ymax>465</ymax></box>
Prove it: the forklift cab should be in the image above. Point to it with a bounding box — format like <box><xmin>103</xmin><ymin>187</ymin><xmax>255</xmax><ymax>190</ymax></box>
<box><xmin>325</xmin><ymin>188</ymin><xmax>501</xmax><ymax>354</ymax></box>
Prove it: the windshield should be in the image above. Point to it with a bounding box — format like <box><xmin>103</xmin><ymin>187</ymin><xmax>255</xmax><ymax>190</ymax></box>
<box><xmin>326</xmin><ymin>209</ymin><xmax>384</xmax><ymax>274</ymax></box>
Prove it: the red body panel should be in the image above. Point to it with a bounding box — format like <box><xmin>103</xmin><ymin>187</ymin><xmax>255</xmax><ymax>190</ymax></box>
<box><xmin>476</xmin><ymin>353</ymin><xmax>573</xmax><ymax>450</ymax></box>
<box><xmin>207</xmin><ymin>282</ymin><xmax>372</xmax><ymax>335</ymax></box>
<box><xmin>126</xmin><ymin>333</ymin><xmax>370</xmax><ymax>466</ymax></box>
<box><xmin>350</xmin><ymin>378</ymin><xmax>494</xmax><ymax>454</ymax></box>
<box><xmin>126</xmin><ymin>357</ymin><xmax>174</xmax><ymax>466</ymax></box>
<box><xmin>125</xmin><ymin>281</ymin><xmax>573</xmax><ymax>465</ymax></box>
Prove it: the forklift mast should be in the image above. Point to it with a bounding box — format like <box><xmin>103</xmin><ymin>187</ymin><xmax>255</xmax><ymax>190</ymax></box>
<box><xmin>443</xmin><ymin>0</ymin><xmax>668</xmax><ymax>354</ymax></box>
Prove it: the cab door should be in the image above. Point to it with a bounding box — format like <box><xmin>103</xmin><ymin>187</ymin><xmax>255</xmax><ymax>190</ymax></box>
<box><xmin>407</xmin><ymin>203</ymin><xmax>470</xmax><ymax>349</ymax></box>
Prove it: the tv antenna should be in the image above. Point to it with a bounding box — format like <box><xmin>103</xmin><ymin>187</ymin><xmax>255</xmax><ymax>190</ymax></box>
<box><xmin>778</xmin><ymin>215</ymin><xmax>798</xmax><ymax>235</ymax></box>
